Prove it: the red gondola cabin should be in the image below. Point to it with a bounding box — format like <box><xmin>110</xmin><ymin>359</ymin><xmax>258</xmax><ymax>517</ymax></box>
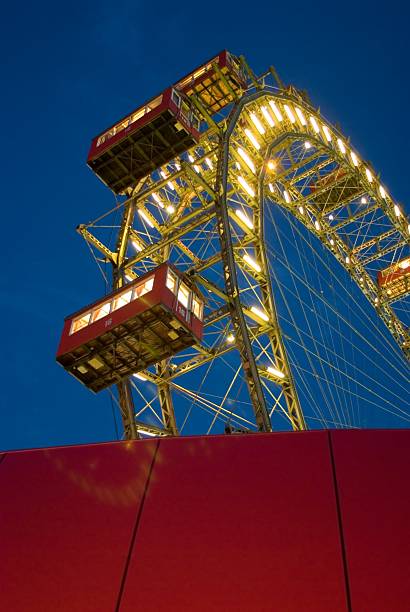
<box><xmin>176</xmin><ymin>50</ymin><xmax>246</xmax><ymax>114</ymax></box>
<box><xmin>87</xmin><ymin>88</ymin><xmax>201</xmax><ymax>194</ymax></box>
<box><xmin>87</xmin><ymin>51</ymin><xmax>245</xmax><ymax>194</ymax></box>
<box><xmin>310</xmin><ymin>168</ymin><xmax>362</xmax><ymax>210</ymax></box>
<box><xmin>377</xmin><ymin>257</ymin><xmax>410</xmax><ymax>300</ymax></box>
<box><xmin>56</xmin><ymin>264</ymin><xmax>204</xmax><ymax>393</ymax></box>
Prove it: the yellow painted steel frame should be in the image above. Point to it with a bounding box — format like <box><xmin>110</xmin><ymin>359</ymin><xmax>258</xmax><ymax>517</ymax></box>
<box><xmin>79</xmin><ymin>59</ymin><xmax>409</xmax><ymax>438</ymax></box>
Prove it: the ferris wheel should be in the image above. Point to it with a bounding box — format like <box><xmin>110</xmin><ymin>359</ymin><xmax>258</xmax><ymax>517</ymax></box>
<box><xmin>57</xmin><ymin>50</ymin><xmax>410</xmax><ymax>438</ymax></box>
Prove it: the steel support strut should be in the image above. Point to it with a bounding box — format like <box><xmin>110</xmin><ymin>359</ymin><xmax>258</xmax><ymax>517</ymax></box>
<box><xmin>214</xmin><ymin>92</ymin><xmax>306</xmax><ymax>431</ymax></box>
<box><xmin>112</xmin><ymin>197</ymin><xmax>178</xmax><ymax>438</ymax></box>
<box><xmin>214</xmin><ymin>123</ymin><xmax>272</xmax><ymax>432</ymax></box>
<box><xmin>156</xmin><ymin>361</ymin><xmax>178</xmax><ymax>434</ymax></box>
<box><xmin>117</xmin><ymin>380</ymin><xmax>138</xmax><ymax>439</ymax></box>
<box><xmin>113</xmin><ymin>200</ymin><xmax>139</xmax><ymax>439</ymax></box>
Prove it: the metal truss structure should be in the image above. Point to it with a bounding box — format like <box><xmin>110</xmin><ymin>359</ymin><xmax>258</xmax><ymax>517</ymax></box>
<box><xmin>78</xmin><ymin>57</ymin><xmax>410</xmax><ymax>439</ymax></box>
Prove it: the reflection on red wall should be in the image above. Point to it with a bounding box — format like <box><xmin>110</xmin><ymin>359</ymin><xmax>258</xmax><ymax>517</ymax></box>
<box><xmin>0</xmin><ymin>430</ymin><xmax>409</xmax><ymax>611</ymax></box>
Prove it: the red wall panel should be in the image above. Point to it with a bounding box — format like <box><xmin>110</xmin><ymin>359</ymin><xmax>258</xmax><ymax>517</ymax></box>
<box><xmin>119</xmin><ymin>431</ymin><xmax>348</xmax><ymax>611</ymax></box>
<box><xmin>3</xmin><ymin>430</ymin><xmax>408</xmax><ymax>611</ymax></box>
<box><xmin>0</xmin><ymin>440</ymin><xmax>156</xmax><ymax>612</ymax></box>
<box><xmin>331</xmin><ymin>429</ymin><xmax>410</xmax><ymax>611</ymax></box>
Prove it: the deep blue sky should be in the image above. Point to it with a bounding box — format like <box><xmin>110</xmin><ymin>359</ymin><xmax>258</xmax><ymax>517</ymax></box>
<box><xmin>1</xmin><ymin>0</ymin><xmax>409</xmax><ymax>450</ymax></box>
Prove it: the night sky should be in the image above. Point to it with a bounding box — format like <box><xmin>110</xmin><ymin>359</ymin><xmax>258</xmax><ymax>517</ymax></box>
<box><xmin>1</xmin><ymin>1</ymin><xmax>409</xmax><ymax>450</ymax></box>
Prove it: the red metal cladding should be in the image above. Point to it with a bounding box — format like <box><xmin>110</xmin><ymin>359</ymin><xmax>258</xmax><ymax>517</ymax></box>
<box><xmin>120</xmin><ymin>432</ymin><xmax>348</xmax><ymax>611</ymax></box>
<box><xmin>0</xmin><ymin>440</ymin><xmax>156</xmax><ymax>612</ymax></box>
<box><xmin>2</xmin><ymin>430</ymin><xmax>409</xmax><ymax>610</ymax></box>
<box><xmin>330</xmin><ymin>429</ymin><xmax>410</xmax><ymax>612</ymax></box>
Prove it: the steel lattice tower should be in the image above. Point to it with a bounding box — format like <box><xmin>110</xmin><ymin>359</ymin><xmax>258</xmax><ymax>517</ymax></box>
<box><xmin>73</xmin><ymin>52</ymin><xmax>410</xmax><ymax>439</ymax></box>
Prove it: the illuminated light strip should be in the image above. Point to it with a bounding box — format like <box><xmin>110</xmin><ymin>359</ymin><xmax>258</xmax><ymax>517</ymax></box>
<box><xmin>205</xmin><ymin>157</ymin><xmax>213</xmax><ymax>169</ymax></box>
<box><xmin>194</xmin><ymin>165</ymin><xmax>201</xmax><ymax>173</ymax></box>
<box><xmin>310</xmin><ymin>116</ymin><xmax>320</xmax><ymax>133</ymax></box>
<box><xmin>137</xmin><ymin>429</ymin><xmax>157</xmax><ymax>437</ymax></box>
<box><xmin>337</xmin><ymin>138</ymin><xmax>346</xmax><ymax>154</ymax></box>
<box><xmin>250</xmin><ymin>112</ymin><xmax>265</xmax><ymax>134</ymax></box>
<box><xmin>267</xmin><ymin>366</ymin><xmax>285</xmax><ymax>379</ymax></box>
<box><xmin>226</xmin><ymin>334</ymin><xmax>235</xmax><ymax>343</ymax></box>
<box><xmin>237</xmin><ymin>147</ymin><xmax>256</xmax><ymax>173</ymax></box>
<box><xmin>152</xmin><ymin>192</ymin><xmax>164</xmax><ymax>208</ymax></box>
<box><xmin>138</xmin><ymin>210</ymin><xmax>154</xmax><ymax>228</ymax></box>
<box><xmin>365</xmin><ymin>168</ymin><xmax>373</xmax><ymax>182</ymax></box>
<box><xmin>268</xmin><ymin>100</ymin><xmax>283</xmax><ymax>122</ymax></box>
<box><xmin>250</xmin><ymin>306</ymin><xmax>269</xmax><ymax>322</ymax></box>
<box><xmin>166</xmin><ymin>205</ymin><xmax>175</xmax><ymax>214</ymax></box>
<box><xmin>188</xmin><ymin>154</ymin><xmax>195</xmax><ymax>163</ymax></box>
<box><xmin>243</xmin><ymin>253</ymin><xmax>261</xmax><ymax>273</ymax></box>
<box><xmin>298</xmin><ymin>205</ymin><xmax>304</xmax><ymax>215</ymax></box>
<box><xmin>304</xmin><ymin>141</ymin><xmax>311</xmax><ymax>149</ymax></box>
<box><xmin>345</xmin><ymin>256</ymin><xmax>351</xmax><ymax>264</ymax></box>
<box><xmin>131</xmin><ymin>240</ymin><xmax>142</xmax><ymax>252</ymax></box>
<box><xmin>133</xmin><ymin>373</ymin><xmax>147</xmax><ymax>381</ymax></box>
<box><xmin>283</xmin><ymin>190</ymin><xmax>290</xmax><ymax>203</ymax></box>
<box><xmin>261</xmin><ymin>105</ymin><xmax>275</xmax><ymax>127</ymax></box>
<box><xmin>244</xmin><ymin>128</ymin><xmax>260</xmax><ymax>150</ymax></box>
<box><xmin>283</xmin><ymin>104</ymin><xmax>296</xmax><ymax>123</ymax></box>
<box><xmin>379</xmin><ymin>185</ymin><xmax>387</xmax><ymax>198</ymax></box>
<box><xmin>160</xmin><ymin>170</ymin><xmax>175</xmax><ymax>189</ymax></box>
<box><xmin>238</xmin><ymin>175</ymin><xmax>255</xmax><ymax>198</ymax></box>
<box><xmin>235</xmin><ymin>209</ymin><xmax>254</xmax><ymax>230</ymax></box>
<box><xmin>269</xmin><ymin>183</ymin><xmax>274</xmax><ymax>193</ymax></box>
<box><xmin>350</xmin><ymin>151</ymin><xmax>359</xmax><ymax>166</ymax></box>
<box><xmin>322</xmin><ymin>125</ymin><xmax>332</xmax><ymax>142</ymax></box>
<box><xmin>394</xmin><ymin>204</ymin><xmax>401</xmax><ymax>217</ymax></box>
<box><xmin>314</xmin><ymin>219</ymin><xmax>321</xmax><ymax>231</ymax></box>
<box><xmin>295</xmin><ymin>107</ymin><xmax>307</xmax><ymax>126</ymax></box>
<box><xmin>361</xmin><ymin>196</ymin><xmax>367</xmax><ymax>204</ymax></box>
